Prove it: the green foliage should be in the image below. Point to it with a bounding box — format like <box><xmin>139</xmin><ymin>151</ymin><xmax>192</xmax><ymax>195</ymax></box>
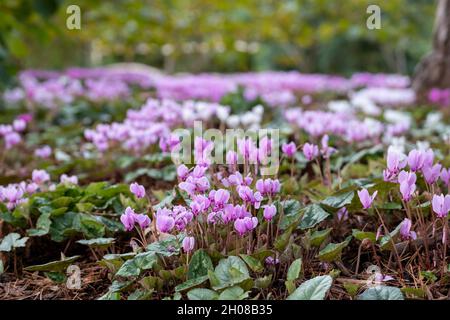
<box><xmin>287</xmin><ymin>275</ymin><xmax>333</xmax><ymax>300</ymax></box>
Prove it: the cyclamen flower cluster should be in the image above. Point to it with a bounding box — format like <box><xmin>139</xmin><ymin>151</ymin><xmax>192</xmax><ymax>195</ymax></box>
<box><xmin>153</xmin><ymin>161</ymin><xmax>281</xmax><ymax>238</ymax></box>
<box><xmin>0</xmin><ymin>170</ymin><xmax>76</xmax><ymax>210</ymax></box>
<box><xmin>120</xmin><ymin>207</ymin><xmax>151</xmax><ymax>231</ymax></box>
<box><xmin>383</xmin><ymin>147</ymin><xmax>449</xmax><ymax>203</ymax></box>
<box><xmin>284</xmin><ymin>108</ymin><xmax>385</xmax><ymax>143</ymax></box>
<box><xmin>84</xmin><ymin>99</ymin><xmax>230</xmax><ymax>153</ymax></box>
<box><xmin>0</xmin><ymin>116</ymin><xmax>29</xmax><ymax>150</ymax></box>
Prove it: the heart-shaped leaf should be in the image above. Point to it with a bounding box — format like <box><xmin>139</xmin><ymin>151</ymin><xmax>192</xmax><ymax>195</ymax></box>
<box><xmin>358</xmin><ymin>286</ymin><xmax>404</xmax><ymax>300</ymax></box>
<box><xmin>287</xmin><ymin>275</ymin><xmax>333</xmax><ymax>300</ymax></box>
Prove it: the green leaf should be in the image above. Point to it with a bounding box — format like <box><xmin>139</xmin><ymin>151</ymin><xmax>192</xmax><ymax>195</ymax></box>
<box><xmin>188</xmin><ymin>249</ymin><xmax>213</xmax><ymax>279</ymax></box>
<box><xmin>115</xmin><ymin>251</ymin><xmax>158</xmax><ymax>277</ymax></box>
<box><xmin>0</xmin><ymin>233</ymin><xmax>29</xmax><ymax>252</ymax></box>
<box><xmin>27</xmin><ymin>211</ymin><xmax>52</xmax><ymax>237</ymax></box>
<box><xmin>321</xmin><ymin>188</ymin><xmax>355</xmax><ymax>208</ymax></box>
<box><xmin>287</xmin><ymin>258</ymin><xmax>303</xmax><ymax>281</ymax></box>
<box><xmin>279</xmin><ymin>199</ymin><xmax>302</xmax><ymax>229</ymax></box>
<box><xmin>147</xmin><ymin>234</ymin><xmax>183</xmax><ymax>257</ymax></box>
<box><xmin>274</xmin><ymin>225</ymin><xmax>295</xmax><ymax>251</ymax></box>
<box><xmin>299</xmin><ymin>204</ymin><xmax>330</xmax><ymax>230</ymax></box>
<box><xmin>77</xmin><ymin>237</ymin><xmax>115</xmax><ymax>248</ymax></box>
<box><xmin>317</xmin><ymin>236</ymin><xmax>352</xmax><ymax>262</ymax></box>
<box><xmin>212</xmin><ymin>256</ymin><xmax>250</xmax><ymax>290</ymax></box>
<box><xmin>352</xmin><ymin>229</ymin><xmax>376</xmax><ymax>242</ymax></box>
<box><xmin>379</xmin><ymin>223</ymin><xmax>402</xmax><ymax>251</ymax></box>
<box><xmin>24</xmin><ymin>255</ymin><xmax>80</xmax><ymax>272</ymax></box>
<box><xmin>218</xmin><ymin>286</ymin><xmax>249</xmax><ymax>300</ymax></box>
<box><xmin>175</xmin><ymin>275</ymin><xmax>209</xmax><ymax>292</ymax></box>
<box><xmin>287</xmin><ymin>275</ymin><xmax>333</xmax><ymax>300</ymax></box>
<box><xmin>239</xmin><ymin>254</ymin><xmax>264</xmax><ymax>273</ymax></box>
<box><xmin>187</xmin><ymin>288</ymin><xmax>219</xmax><ymax>300</ymax></box>
<box><xmin>310</xmin><ymin>228</ymin><xmax>332</xmax><ymax>247</ymax></box>
<box><xmin>358</xmin><ymin>286</ymin><xmax>404</xmax><ymax>300</ymax></box>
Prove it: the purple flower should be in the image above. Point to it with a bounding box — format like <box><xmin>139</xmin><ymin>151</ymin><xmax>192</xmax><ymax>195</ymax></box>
<box><xmin>441</xmin><ymin>168</ymin><xmax>450</xmax><ymax>187</ymax></box>
<box><xmin>386</xmin><ymin>148</ymin><xmax>406</xmax><ymax>174</ymax></box>
<box><xmin>177</xmin><ymin>165</ymin><xmax>189</xmax><ymax>181</ymax></box>
<box><xmin>237</xmin><ymin>186</ymin><xmax>263</xmax><ymax>209</ymax></box>
<box><xmin>337</xmin><ymin>207</ymin><xmax>348</xmax><ymax>221</ymax></box>
<box><xmin>135</xmin><ymin>214</ymin><xmax>151</xmax><ymax>229</ymax></box>
<box><xmin>34</xmin><ymin>145</ymin><xmax>52</xmax><ymax>159</ymax></box>
<box><xmin>120</xmin><ymin>207</ymin><xmax>136</xmax><ymax>231</ymax></box>
<box><xmin>212</xmin><ymin>189</ymin><xmax>230</xmax><ymax>207</ymax></box>
<box><xmin>302</xmin><ymin>143</ymin><xmax>319</xmax><ymax>161</ymax></box>
<box><xmin>423</xmin><ymin>163</ymin><xmax>442</xmax><ymax>185</ymax></box>
<box><xmin>398</xmin><ymin>170</ymin><xmax>416</xmax><ymax>202</ymax></box>
<box><xmin>226</xmin><ymin>150</ymin><xmax>238</xmax><ymax>167</ymax></box>
<box><xmin>432</xmin><ymin>194</ymin><xmax>450</xmax><ymax>218</ymax></box>
<box><xmin>399</xmin><ymin>218</ymin><xmax>417</xmax><ymax>241</ymax></box>
<box><xmin>32</xmin><ymin>169</ymin><xmax>50</xmax><ymax>185</ymax></box>
<box><xmin>265</xmin><ymin>256</ymin><xmax>279</xmax><ymax>266</ymax></box>
<box><xmin>357</xmin><ymin>188</ymin><xmax>378</xmax><ymax>209</ymax></box>
<box><xmin>182</xmin><ymin>236</ymin><xmax>195</xmax><ymax>253</ymax></box>
<box><xmin>13</xmin><ymin>119</ymin><xmax>26</xmax><ymax>132</ymax></box>
<box><xmin>255</xmin><ymin>178</ymin><xmax>281</xmax><ymax>197</ymax></box>
<box><xmin>407</xmin><ymin>149</ymin><xmax>425</xmax><ymax>172</ymax></box>
<box><xmin>156</xmin><ymin>209</ymin><xmax>176</xmax><ymax>233</ymax></box>
<box><xmin>234</xmin><ymin>216</ymin><xmax>258</xmax><ymax>236</ymax></box>
<box><xmin>320</xmin><ymin>134</ymin><xmax>336</xmax><ymax>158</ymax></box>
<box><xmin>234</xmin><ymin>218</ymin><xmax>247</xmax><ymax>236</ymax></box>
<box><xmin>282</xmin><ymin>142</ymin><xmax>296</xmax><ymax>157</ymax></box>
<box><xmin>60</xmin><ymin>174</ymin><xmax>78</xmax><ymax>185</ymax></box>
<box><xmin>263</xmin><ymin>204</ymin><xmax>277</xmax><ymax>221</ymax></box>
<box><xmin>130</xmin><ymin>182</ymin><xmax>146</xmax><ymax>199</ymax></box>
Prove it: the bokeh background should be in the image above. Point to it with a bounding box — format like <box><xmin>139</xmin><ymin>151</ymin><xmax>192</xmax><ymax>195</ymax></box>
<box><xmin>0</xmin><ymin>0</ymin><xmax>436</xmax><ymax>85</ymax></box>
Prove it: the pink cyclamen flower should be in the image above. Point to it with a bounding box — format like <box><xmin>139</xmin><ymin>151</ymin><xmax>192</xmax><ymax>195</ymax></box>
<box><xmin>13</xmin><ymin>119</ymin><xmax>26</xmax><ymax>132</ymax></box>
<box><xmin>398</xmin><ymin>170</ymin><xmax>416</xmax><ymax>202</ymax></box>
<box><xmin>130</xmin><ymin>182</ymin><xmax>145</xmax><ymax>199</ymax></box>
<box><xmin>281</xmin><ymin>142</ymin><xmax>296</xmax><ymax>157</ymax></box>
<box><xmin>34</xmin><ymin>145</ymin><xmax>52</xmax><ymax>159</ymax></box>
<box><xmin>431</xmin><ymin>194</ymin><xmax>450</xmax><ymax>218</ymax></box>
<box><xmin>265</xmin><ymin>256</ymin><xmax>279</xmax><ymax>266</ymax></box>
<box><xmin>60</xmin><ymin>174</ymin><xmax>78</xmax><ymax>185</ymax></box>
<box><xmin>226</xmin><ymin>150</ymin><xmax>238</xmax><ymax>167</ymax></box>
<box><xmin>320</xmin><ymin>134</ymin><xmax>336</xmax><ymax>158</ymax></box>
<box><xmin>234</xmin><ymin>216</ymin><xmax>258</xmax><ymax>236</ymax></box>
<box><xmin>357</xmin><ymin>188</ymin><xmax>378</xmax><ymax>209</ymax></box>
<box><xmin>255</xmin><ymin>178</ymin><xmax>281</xmax><ymax>197</ymax></box>
<box><xmin>263</xmin><ymin>204</ymin><xmax>277</xmax><ymax>221</ymax></box>
<box><xmin>423</xmin><ymin>163</ymin><xmax>442</xmax><ymax>185</ymax></box>
<box><xmin>176</xmin><ymin>165</ymin><xmax>189</xmax><ymax>181</ymax></box>
<box><xmin>237</xmin><ymin>186</ymin><xmax>262</xmax><ymax>209</ymax></box>
<box><xmin>120</xmin><ymin>207</ymin><xmax>136</xmax><ymax>231</ymax></box>
<box><xmin>337</xmin><ymin>207</ymin><xmax>348</xmax><ymax>221</ymax></box>
<box><xmin>32</xmin><ymin>169</ymin><xmax>50</xmax><ymax>185</ymax></box>
<box><xmin>440</xmin><ymin>168</ymin><xmax>450</xmax><ymax>187</ymax></box>
<box><xmin>182</xmin><ymin>236</ymin><xmax>195</xmax><ymax>253</ymax></box>
<box><xmin>399</xmin><ymin>218</ymin><xmax>417</xmax><ymax>241</ymax></box>
<box><xmin>156</xmin><ymin>211</ymin><xmax>175</xmax><ymax>233</ymax></box>
<box><xmin>407</xmin><ymin>149</ymin><xmax>425</xmax><ymax>172</ymax></box>
<box><xmin>135</xmin><ymin>214</ymin><xmax>151</xmax><ymax>229</ymax></box>
<box><xmin>302</xmin><ymin>143</ymin><xmax>319</xmax><ymax>161</ymax></box>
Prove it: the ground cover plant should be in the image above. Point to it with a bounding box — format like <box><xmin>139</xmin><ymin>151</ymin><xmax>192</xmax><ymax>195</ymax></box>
<box><xmin>0</xmin><ymin>68</ymin><xmax>449</xmax><ymax>300</ymax></box>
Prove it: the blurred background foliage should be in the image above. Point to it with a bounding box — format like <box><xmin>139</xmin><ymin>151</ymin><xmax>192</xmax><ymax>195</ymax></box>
<box><xmin>0</xmin><ymin>0</ymin><xmax>437</xmax><ymax>84</ymax></box>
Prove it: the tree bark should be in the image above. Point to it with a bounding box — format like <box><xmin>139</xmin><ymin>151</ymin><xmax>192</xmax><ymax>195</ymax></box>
<box><xmin>412</xmin><ymin>0</ymin><xmax>450</xmax><ymax>98</ymax></box>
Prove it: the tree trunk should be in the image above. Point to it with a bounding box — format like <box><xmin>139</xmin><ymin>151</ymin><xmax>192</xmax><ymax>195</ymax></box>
<box><xmin>412</xmin><ymin>0</ymin><xmax>450</xmax><ymax>98</ymax></box>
